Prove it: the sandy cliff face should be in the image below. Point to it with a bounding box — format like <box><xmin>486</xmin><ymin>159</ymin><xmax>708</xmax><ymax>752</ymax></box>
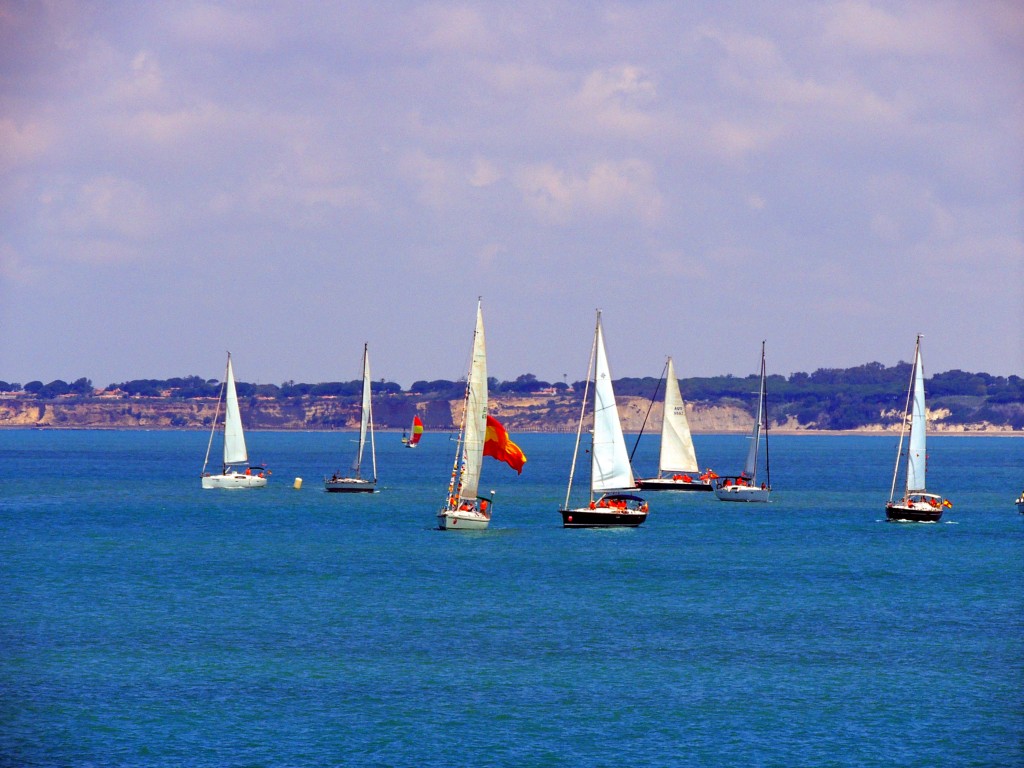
<box><xmin>0</xmin><ymin>395</ymin><xmax>1015</xmax><ymax>432</ymax></box>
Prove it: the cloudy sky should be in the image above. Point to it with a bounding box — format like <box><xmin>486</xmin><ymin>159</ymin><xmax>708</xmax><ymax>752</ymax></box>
<box><xmin>2</xmin><ymin>1</ymin><xmax>1021</xmax><ymax>388</ymax></box>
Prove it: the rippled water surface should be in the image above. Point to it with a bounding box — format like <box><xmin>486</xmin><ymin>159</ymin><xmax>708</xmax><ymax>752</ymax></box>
<box><xmin>1</xmin><ymin>430</ymin><xmax>1022</xmax><ymax>766</ymax></box>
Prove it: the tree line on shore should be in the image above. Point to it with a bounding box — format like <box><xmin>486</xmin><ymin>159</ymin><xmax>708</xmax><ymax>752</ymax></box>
<box><xmin>2</xmin><ymin>362</ymin><xmax>1022</xmax><ymax>430</ymax></box>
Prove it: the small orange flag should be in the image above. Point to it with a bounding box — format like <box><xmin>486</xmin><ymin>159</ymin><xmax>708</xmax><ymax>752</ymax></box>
<box><xmin>483</xmin><ymin>415</ymin><xmax>527</xmax><ymax>474</ymax></box>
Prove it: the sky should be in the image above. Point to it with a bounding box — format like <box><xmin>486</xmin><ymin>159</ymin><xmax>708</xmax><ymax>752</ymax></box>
<box><xmin>2</xmin><ymin>1</ymin><xmax>1022</xmax><ymax>389</ymax></box>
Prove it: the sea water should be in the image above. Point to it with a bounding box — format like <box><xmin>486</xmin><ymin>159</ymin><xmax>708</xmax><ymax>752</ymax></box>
<box><xmin>0</xmin><ymin>430</ymin><xmax>1021</xmax><ymax>767</ymax></box>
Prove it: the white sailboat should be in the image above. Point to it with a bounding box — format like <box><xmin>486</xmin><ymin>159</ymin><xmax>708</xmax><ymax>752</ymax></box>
<box><xmin>560</xmin><ymin>311</ymin><xmax>649</xmax><ymax>528</ymax></box>
<box><xmin>201</xmin><ymin>353</ymin><xmax>267</xmax><ymax>489</ymax></box>
<box><xmin>714</xmin><ymin>341</ymin><xmax>771</xmax><ymax>502</ymax></box>
<box><xmin>325</xmin><ymin>343</ymin><xmax>377</xmax><ymax>493</ymax></box>
<box><xmin>438</xmin><ymin>300</ymin><xmax>494</xmax><ymax>530</ymax></box>
<box><xmin>886</xmin><ymin>334</ymin><xmax>950</xmax><ymax>522</ymax></box>
<box><xmin>635</xmin><ymin>357</ymin><xmax>714</xmax><ymax>492</ymax></box>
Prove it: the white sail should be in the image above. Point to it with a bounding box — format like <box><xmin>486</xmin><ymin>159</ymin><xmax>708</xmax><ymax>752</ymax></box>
<box><xmin>222</xmin><ymin>355</ymin><xmax>248</xmax><ymax>467</ymax></box>
<box><xmin>591</xmin><ymin>318</ymin><xmax>634</xmax><ymax>492</ymax></box>
<box><xmin>742</xmin><ymin>362</ymin><xmax>764</xmax><ymax>481</ymax></box>
<box><xmin>351</xmin><ymin>344</ymin><xmax>375</xmax><ymax>478</ymax></box>
<box><xmin>459</xmin><ymin>302</ymin><xmax>487</xmax><ymax>501</ymax></box>
<box><xmin>906</xmin><ymin>343</ymin><xmax>927</xmax><ymax>492</ymax></box>
<box><xmin>659</xmin><ymin>357</ymin><xmax>699</xmax><ymax>475</ymax></box>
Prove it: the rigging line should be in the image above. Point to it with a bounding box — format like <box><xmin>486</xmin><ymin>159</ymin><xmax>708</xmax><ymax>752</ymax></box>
<box><xmin>629</xmin><ymin>358</ymin><xmax>668</xmax><ymax>464</ymax></box>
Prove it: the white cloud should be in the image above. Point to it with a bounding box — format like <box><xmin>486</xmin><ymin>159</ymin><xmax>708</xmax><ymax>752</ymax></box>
<box><xmin>167</xmin><ymin>3</ymin><xmax>277</xmax><ymax>51</ymax></box>
<box><xmin>0</xmin><ymin>118</ymin><xmax>55</xmax><ymax>172</ymax></box>
<box><xmin>515</xmin><ymin>160</ymin><xmax>662</xmax><ymax>224</ymax></box>
<box><xmin>106</xmin><ymin>50</ymin><xmax>164</xmax><ymax>104</ymax></box>
<box><xmin>569</xmin><ymin>65</ymin><xmax>659</xmax><ymax>138</ymax></box>
<box><xmin>409</xmin><ymin>4</ymin><xmax>498</xmax><ymax>55</ymax></box>
<box><xmin>0</xmin><ymin>243</ymin><xmax>40</xmax><ymax>283</ymax></box>
<box><xmin>822</xmin><ymin>1</ymin><xmax>978</xmax><ymax>56</ymax></box>
<box><xmin>55</xmin><ymin>176</ymin><xmax>162</xmax><ymax>242</ymax></box>
<box><xmin>469</xmin><ymin>156</ymin><xmax>502</xmax><ymax>188</ymax></box>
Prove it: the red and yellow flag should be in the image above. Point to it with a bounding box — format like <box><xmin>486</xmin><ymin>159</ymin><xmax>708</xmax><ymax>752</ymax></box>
<box><xmin>484</xmin><ymin>415</ymin><xmax>527</xmax><ymax>474</ymax></box>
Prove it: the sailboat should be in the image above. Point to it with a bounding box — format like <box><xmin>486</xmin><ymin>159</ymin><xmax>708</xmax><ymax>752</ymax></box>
<box><xmin>714</xmin><ymin>341</ymin><xmax>771</xmax><ymax>502</ymax></box>
<box><xmin>560</xmin><ymin>311</ymin><xmax>649</xmax><ymax>528</ymax></box>
<box><xmin>438</xmin><ymin>300</ymin><xmax>494</xmax><ymax>530</ymax></box>
<box><xmin>886</xmin><ymin>334</ymin><xmax>950</xmax><ymax>522</ymax></box>
<box><xmin>325</xmin><ymin>343</ymin><xmax>377</xmax><ymax>493</ymax></box>
<box><xmin>402</xmin><ymin>415</ymin><xmax>424</xmax><ymax>447</ymax></box>
<box><xmin>635</xmin><ymin>357</ymin><xmax>714</xmax><ymax>492</ymax></box>
<box><xmin>200</xmin><ymin>352</ymin><xmax>268</xmax><ymax>489</ymax></box>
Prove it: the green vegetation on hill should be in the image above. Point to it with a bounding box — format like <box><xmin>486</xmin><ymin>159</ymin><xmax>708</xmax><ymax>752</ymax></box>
<box><xmin>2</xmin><ymin>362</ymin><xmax>1022</xmax><ymax>430</ymax></box>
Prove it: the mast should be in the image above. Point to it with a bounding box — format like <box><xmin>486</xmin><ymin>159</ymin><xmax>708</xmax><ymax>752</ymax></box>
<box><xmin>761</xmin><ymin>342</ymin><xmax>770</xmax><ymax>487</ymax></box>
<box><xmin>564</xmin><ymin>311</ymin><xmax>599</xmax><ymax>509</ymax></box>
<box><xmin>659</xmin><ymin>356</ymin><xmax>699</xmax><ymax>476</ymax></box>
<box><xmin>460</xmin><ymin>300</ymin><xmax>487</xmax><ymax>501</ymax></box>
<box><xmin>222</xmin><ymin>353</ymin><xmax>248</xmax><ymax>471</ymax></box>
<box><xmin>591</xmin><ymin>314</ymin><xmax>634</xmax><ymax>493</ymax></box>
<box><xmin>352</xmin><ymin>343</ymin><xmax>373</xmax><ymax>480</ymax></box>
<box><xmin>906</xmin><ymin>335</ymin><xmax>927</xmax><ymax>494</ymax></box>
<box><xmin>446</xmin><ymin>300</ymin><xmax>486</xmax><ymax>505</ymax></box>
<box><xmin>889</xmin><ymin>335</ymin><xmax>919</xmax><ymax>503</ymax></box>
<box><xmin>368</xmin><ymin>356</ymin><xmax>377</xmax><ymax>482</ymax></box>
<box><xmin>742</xmin><ymin>344</ymin><xmax>763</xmax><ymax>482</ymax></box>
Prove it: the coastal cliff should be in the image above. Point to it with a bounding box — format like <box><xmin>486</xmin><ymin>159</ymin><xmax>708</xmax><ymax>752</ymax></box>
<box><xmin>1</xmin><ymin>394</ymin><xmax>1016</xmax><ymax>433</ymax></box>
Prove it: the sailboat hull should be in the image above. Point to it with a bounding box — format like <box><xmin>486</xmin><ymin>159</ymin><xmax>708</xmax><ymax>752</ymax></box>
<box><xmin>713</xmin><ymin>483</ymin><xmax>770</xmax><ymax>502</ymax></box>
<box><xmin>885</xmin><ymin>501</ymin><xmax>942</xmax><ymax>523</ymax></box>
<box><xmin>636</xmin><ymin>477</ymin><xmax>713</xmax><ymax>492</ymax></box>
<box><xmin>201</xmin><ymin>471</ymin><xmax>267</xmax><ymax>489</ymax></box>
<box><xmin>560</xmin><ymin>507</ymin><xmax>647</xmax><ymax>528</ymax></box>
<box><xmin>438</xmin><ymin>508</ymin><xmax>490</xmax><ymax>530</ymax></box>
<box><xmin>325</xmin><ymin>478</ymin><xmax>375</xmax><ymax>493</ymax></box>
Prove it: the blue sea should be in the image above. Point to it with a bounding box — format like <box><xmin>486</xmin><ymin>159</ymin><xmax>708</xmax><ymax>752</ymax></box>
<box><xmin>1</xmin><ymin>430</ymin><xmax>1021</xmax><ymax>767</ymax></box>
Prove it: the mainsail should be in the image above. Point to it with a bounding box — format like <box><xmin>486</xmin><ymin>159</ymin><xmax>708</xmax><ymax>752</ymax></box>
<box><xmin>352</xmin><ymin>344</ymin><xmax>375</xmax><ymax>479</ymax></box>
<box><xmin>742</xmin><ymin>364</ymin><xmax>764</xmax><ymax>481</ymax></box>
<box><xmin>906</xmin><ymin>343</ymin><xmax>927</xmax><ymax>492</ymax></box>
<box><xmin>591</xmin><ymin>318</ymin><xmax>634</xmax><ymax>492</ymax></box>
<box><xmin>458</xmin><ymin>302</ymin><xmax>487</xmax><ymax>502</ymax></box>
<box><xmin>407</xmin><ymin>416</ymin><xmax>424</xmax><ymax>446</ymax></box>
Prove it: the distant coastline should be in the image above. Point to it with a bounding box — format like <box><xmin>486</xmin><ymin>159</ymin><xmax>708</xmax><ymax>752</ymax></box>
<box><xmin>1</xmin><ymin>392</ymin><xmax>1019</xmax><ymax>435</ymax></box>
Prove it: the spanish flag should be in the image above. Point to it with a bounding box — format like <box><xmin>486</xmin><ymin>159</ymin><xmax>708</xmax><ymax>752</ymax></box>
<box><xmin>484</xmin><ymin>415</ymin><xmax>527</xmax><ymax>474</ymax></box>
<box><xmin>942</xmin><ymin>499</ymin><xmax>953</xmax><ymax>508</ymax></box>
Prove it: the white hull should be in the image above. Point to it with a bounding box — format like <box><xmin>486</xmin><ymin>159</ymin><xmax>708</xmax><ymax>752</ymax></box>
<box><xmin>325</xmin><ymin>477</ymin><xmax>375</xmax><ymax>493</ymax></box>
<box><xmin>438</xmin><ymin>508</ymin><xmax>490</xmax><ymax>530</ymax></box>
<box><xmin>714</xmin><ymin>484</ymin><xmax>770</xmax><ymax>502</ymax></box>
<box><xmin>201</xmin><ymin>472</ymin><xmax>268</xmax><ymax>489</ymax></box>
